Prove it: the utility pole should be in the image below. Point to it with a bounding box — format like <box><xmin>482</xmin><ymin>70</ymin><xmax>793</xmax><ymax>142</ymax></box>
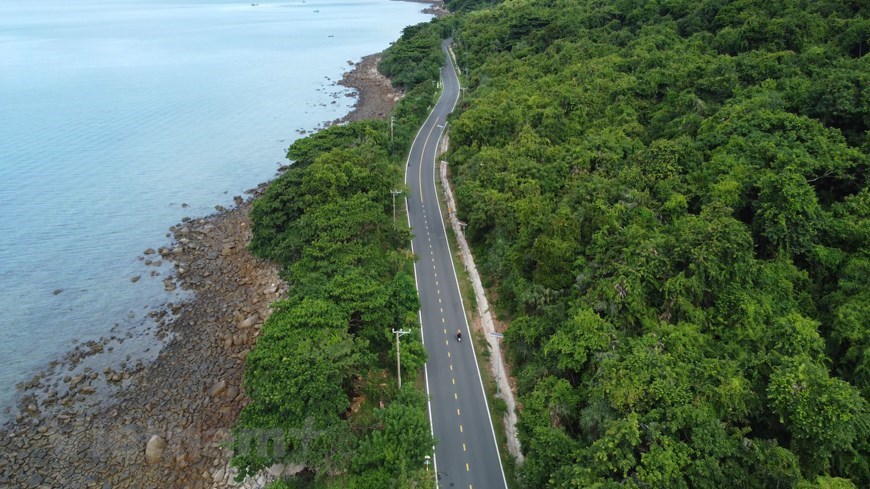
<box><xmin>390</xmin><ymin>189</ymin><xmax>402</xmax><ymax>225</ymax></box>
<box><xmin>392</xmin><ymin>328</ymin><xmax>411</xmax><ymax>388</ymax></box>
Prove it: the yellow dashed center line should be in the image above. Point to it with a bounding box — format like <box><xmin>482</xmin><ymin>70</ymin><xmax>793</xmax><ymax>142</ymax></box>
<box><xmin>452</xmin><ymin>378</ymin><xmax>455</xmax><ymax>385</ymax></box>
<box><xmin>455</xmin><ymin>392</ymin><xmax>458</xmax><ymax>400</ymax></box>
<box><xmin>457</xmin><ymin>408</ymin><xmax>461</xmax><ymax>416</ymax></box>
<box><xmin>450</xmin><ymin>364</ymin><xmax>453</xmax><ymax>371</ymax></box>
<box><xmin>463</xmin><ymin>443</ymin><xmax>467</xmax><ymax>451</ymax></box>
<box><xmin>460</xmin><ymin>425</ymin><xmax>463</xmax><ymax>433</ymax></box>
<box><xmin>466</xmin><ymin>463</ymin><xmax>470</xmax><ymax>472</ymax></box>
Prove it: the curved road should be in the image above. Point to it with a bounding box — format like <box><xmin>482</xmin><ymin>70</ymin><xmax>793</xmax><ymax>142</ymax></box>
<box><xmin>405</xmin><ymin>40</ymin><xmax>508</xmax><ymax>489</ymax></box>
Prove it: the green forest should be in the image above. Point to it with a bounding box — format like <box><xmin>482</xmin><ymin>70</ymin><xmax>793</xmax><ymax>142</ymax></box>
<box><xmin>229</xmin><ymin>22</ymin><xmax>445</xmax><ymax>488</ymax></box>
<box><xmin>233</xmin><ymin>0</ymin><xmax>868</xmax><ymax>486</ymax></box>
<box><xmin>442</xmin><ymin>0</ymin><xmax>869</xmax><ymax>487</ymax></box>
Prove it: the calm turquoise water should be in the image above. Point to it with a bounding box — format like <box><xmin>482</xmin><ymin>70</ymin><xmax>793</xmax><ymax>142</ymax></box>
<box><xmin>0</xmin><ymin>0</ymin><xmax>429</xmax><ymax>408</ymax></box>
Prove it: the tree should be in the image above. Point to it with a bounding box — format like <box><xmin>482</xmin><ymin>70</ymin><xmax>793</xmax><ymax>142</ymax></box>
<box><xmin>352</xmin><ymin>387</ymin><xmax>434</xmax><ymax>477</ymax></box>
<box><xmin>768</xmin><ymin>356</ymin><xmax>866</xmax><ymax>469</ymax></box>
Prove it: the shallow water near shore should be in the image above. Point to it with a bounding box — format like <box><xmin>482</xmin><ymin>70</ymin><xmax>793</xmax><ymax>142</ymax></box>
<box><xmin>0</xmin><ymin>0</ymin><xmax>429</xmax><ymax>409</ymax></box>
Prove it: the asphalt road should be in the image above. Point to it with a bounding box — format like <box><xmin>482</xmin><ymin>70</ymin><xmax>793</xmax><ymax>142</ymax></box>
<box><xmin>405</xmin><ymin>40</ymin><xmax>508</xmax><ymax>489</ymax></box>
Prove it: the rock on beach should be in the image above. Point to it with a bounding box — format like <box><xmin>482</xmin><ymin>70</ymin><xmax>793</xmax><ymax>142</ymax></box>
<box><xmin>145</xmin><ymin>434</ymin><xmax>166</xmax><ymax>464</ymax></box>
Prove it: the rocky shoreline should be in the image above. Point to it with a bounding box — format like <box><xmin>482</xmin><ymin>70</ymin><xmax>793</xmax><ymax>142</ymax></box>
<box><xmin>0</xmin><ymin>48</ymin><xmax>408</xmax><ymax>489</ymax></box>
<box><xmin>337</xmin><ymin>54</ymin><xmax>403</xmax><ymax>123</ymax></box>
<box><xmin>0</xmin><ymin>193</ymin><xmax>286</xmax><ymax>489</ymax></box>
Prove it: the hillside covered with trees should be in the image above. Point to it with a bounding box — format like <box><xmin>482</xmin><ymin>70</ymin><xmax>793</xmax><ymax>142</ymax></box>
<box><xmin>444</xmin><ymin>0</ymin><xmax>869</xmax><ymax>487</ymax></box>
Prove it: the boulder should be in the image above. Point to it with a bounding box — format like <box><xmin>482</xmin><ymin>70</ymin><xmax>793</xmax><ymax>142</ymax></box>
<box><xmin>145</xmin><ymin>435</ymin><xmax>166</xmax><ymax>464</ymax></box>
<box><xmin>208</xmin><ymin>380</ymin><xmax>227</xmax><ymax>398</ymax></box>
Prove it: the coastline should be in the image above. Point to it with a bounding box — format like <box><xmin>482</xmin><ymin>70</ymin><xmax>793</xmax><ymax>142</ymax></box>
<box><xmin>0</xmin><ymin>51</ymin><xmax>408</xmax><ymax>489</ymax></box>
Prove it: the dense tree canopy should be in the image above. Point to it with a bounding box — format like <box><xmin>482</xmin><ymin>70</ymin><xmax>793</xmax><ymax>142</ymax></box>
<box><xmin>445</xmin><ymin>0</ymin><xmax>869</xmax><ymax>486</ymax></box>
<box><xmin>234</xmin><ymin>121</ymin><xmax>430</xmax><ymax>483</ymax></box>
<box><xmin>237</xmin><ymin>0</ymin><xmax>868</xmax><ymax>485</ymax></box>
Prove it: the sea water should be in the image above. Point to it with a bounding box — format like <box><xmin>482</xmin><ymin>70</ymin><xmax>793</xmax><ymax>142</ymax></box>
<box><xmin>0</xmin><ymin>0</ymin><xmax>430</xmax><ymax>409</ymax></box>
